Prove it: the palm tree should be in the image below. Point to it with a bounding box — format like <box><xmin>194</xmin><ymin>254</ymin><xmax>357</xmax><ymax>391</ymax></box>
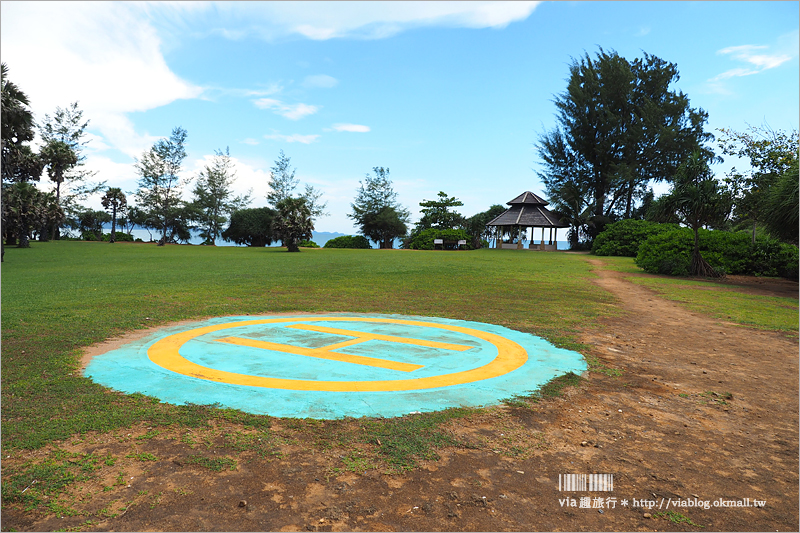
<box><xmin>2</xmin><ymin>182</ymin><xmax>39</xmax><ymax>248</ymax></box>
<box><xmin>548</xmin><ymin>180</ymin><xmax>592</xmax><ymax>249</ymax></box>
<box><xmin>660</xmin><ymin>151</ymin><xmax>732</xmax><ymax>277</ymax></box>
<box><xmin>274</xmin><ymin>197</ymin><xmax>313</xmax><ymax>252</ymax></box>
<box><xmin>101</xmin><ymin>188</ymin><xmax>127</xmax><ymax>243</ymax></box>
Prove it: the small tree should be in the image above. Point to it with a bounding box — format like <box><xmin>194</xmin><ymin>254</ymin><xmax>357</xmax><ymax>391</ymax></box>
<box><xmin>464</xmin><ymin>204</ymin><xmax>506</xmax><ymax>248</ymax></box>
<box><xmin>349</xmin><ymin>167</ymin><xmax>410</xmax><ymax>248</ymax></box>
<box><xmin>2</xmin><ymin>184</ymin><xmax>64</xmax><ymax>247</ymax></box>
<box><xmin>417</xmin><ymin>191</ymin><xmax>464</xmax><ymax>230</ymax></box>
<box><xmin>135</xmin><ymin>127</ymin><xmax>188</xmax><ymax>245</ymax></box>
<box><xmin>718</xmin><ymin>125</ymin><xmax>799</xmax><ymax>243</ymax></box>
<box><xmin>222</xmin><ymin>207</ymin><xmax>277</xmax><ymax>247</ymax></box>
<box><xmin>192</xmin><ymin>148</ymin><xmax>251</xmax><ymax>244</ymax></box>
<box><xmin>101</xmin><ymin>187</ymin><xmax>127</xmax><ymax>243</ymax></box>
<box><xmin>266</xmin><ymin>150</ymin><xmax>327</xmax><ymax>219</ymax></box>
<box><xmin>274</xmin><ymin>197</ymin><xmax>313</xmax><ymax>252</ymax></box>
<box><xmin>76</xmin><ymin>208</ymin><xmax>112</xmax><ymax>241</ymax></box>
<box><xmin>658</xmin><ymin>151</ymin><xmax>732</xmax><ymax>277</ymax></box>
<box><xmin>38</xmin><ymin>102</ymin><xmax>102</xmax><ymax>238</ymax></box>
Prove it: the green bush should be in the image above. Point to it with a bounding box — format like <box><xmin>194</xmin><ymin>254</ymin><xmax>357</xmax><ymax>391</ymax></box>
<box><xmin>323</xmin><ymin>235</ymin><xmax>373</xmax><ymax>249</ymax></box>
<box><xmin>101</xmin><ymin>231</ymin><xmax>134</xmax><ymax>242</ymax></box>
<box><xmin>80</xmin><ymin>231</ymin><xmax>100</xmax><ymax>241</ymax></box>
<box><xmin>592</xmin><ymin>220</ymin><xmax>679</xmax><ymax>257</ymax></box>
<box><xmin>298</xmin><ymin>239</ymin><xmax>319</xmax><ymax>248</ymax></box>
<box><xmin>635</xmin><ymin>228</ymin><xmax>694</xmax><ymax>275</ymax></box>
<box><xmin>407</xmin><ymin>228</ymin><xmax>472</xmax><ymax>250</ymax></box>
<box><xmin>636</xmin><ymin>228</ymin><xmax>799</xmax><ymax>279</ymax></box>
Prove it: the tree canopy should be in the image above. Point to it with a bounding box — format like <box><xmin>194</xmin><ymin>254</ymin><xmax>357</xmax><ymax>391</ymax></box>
<box><xmin>191</xmin><ymin>147</ymin><xmax>250</xmax><ymax>244</ymax></box>
<box><xmin>718</xmin><ymin>125</ymin><xmax>799</xmax><ymax>244</ymax></box>
<box><xmin>653</xmin><ymin>151</ymin><xmax>732</xmax><ymax>277</ymax></box>
<box><xmin>134</xmin><ymin>127</ymin><xmax>188</xmax><ymax>245</ymax></box>
<box><xmin>101</xmin><ymin>188</ymin><xmax>127</xmax><ymax>243</ymax></box>
<box><xmin>537</xmin><ymin>48</ymin><xmax>712</xmax><ymax>239</ymax></box>
<box><xmin>274</xmin><ymin>197</ymin><xmax>313</xmax><ymax>252</ymax></box>
<box><xmin>349</xmin><ymin>167</ymin><xmax>409</xmax><ymax>248</ymax></box>
<box><xmin>222</xmin><ymin>207</ymin><xmax>276</xmax><ymax>247</ymax></box>
<box><xmin>1</xmin><ymin>63</ymin><xmax>42</xmax><ymax>185</ymax></box>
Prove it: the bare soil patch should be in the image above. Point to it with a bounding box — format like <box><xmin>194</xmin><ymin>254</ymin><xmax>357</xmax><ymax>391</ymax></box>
<box><xmin>4</xmin><ymin>261</ymin><xmax>798</xmax><ymax>531</ymax></box>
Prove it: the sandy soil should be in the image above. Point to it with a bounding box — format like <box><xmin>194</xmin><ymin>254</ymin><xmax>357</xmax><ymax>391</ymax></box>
<box><xmin>3</xmin><ymin>260</ymin><xmax>798</xmax><ymax>532</ymax></box>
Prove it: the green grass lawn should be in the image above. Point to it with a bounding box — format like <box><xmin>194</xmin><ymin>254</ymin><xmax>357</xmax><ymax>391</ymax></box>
<box><xmin>590</xmin><ymin>255</ymin><xmax>798</xmax><ymax>333</ymax></box>
<box><xmin>627</xmin><ymin>276</ymin><xmax>799</xmax><ymax>333</ymax></box>
<box><xmin>1</xmin><ymin>242</ymin><xmax>616</xmax><ymax>450</ymax></box>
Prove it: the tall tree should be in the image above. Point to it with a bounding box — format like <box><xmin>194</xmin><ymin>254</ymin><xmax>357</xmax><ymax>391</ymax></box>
<box><xmin>349</xmin><ymin>167</ymin><xmax>410</xmax><ymax>248</ymax></box>
<box><xmin>191</xmin><ymin>147</ymin><xmax>251</xmax><ymax>244</ymax></box>
<box><xmin>717</xmin><ymin>125</ymin><xmax>799</xmax><ymax>244</ymax></box>
<box><xmin>657</xmin><ymin>151</ymin><xmax>732</xmax><ymax>277</ymax></box>
<box><xmin>537</xmin><ymin>48</ymin><xmax>712</xmax><ymax>237</ymax></box>
<box><xmin>101</xmin><ymin>188</ymin><xmax>127</xmax><ymax>243</ymax></box>
<box><xmin>266</xmin><ymin>150</ymin><xmax>299</xmax><ymax>208</ymax></box>
<box><xmin>1</xmin><ymin>63</ymin><xmax>41</xmax><ymax>185</ymax></box>
<box><xmin>134</xmin><ymin>127</ymin><xmax>188</xmax><ymax>246</ymax></box>
<box><xmin>266</xmin><ymin>150</ymin><xmax>327</xmax><ymax>219</ymax></box>
<box><xmin>274</xmin><ymin>197</ymin><xmax>313</xmax><ymax>252</ymax></box>
<box><xmin>38</xmin><ymin>102</ymin><xmax>102</xmax><ymax>238</ymax></box>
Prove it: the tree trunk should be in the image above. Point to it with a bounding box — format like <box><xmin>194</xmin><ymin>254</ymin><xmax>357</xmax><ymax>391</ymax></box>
<box><xmin>52</xmin><ymin>180</ymin><xmax>62</xmax><ymax>240</ymax></box>
<box><xmin>18</xmin><ymin>220</ymin><xmax>30</xmax><ymax>248</ymax></box>
<box><xmin>690</xmin><ymin>226</ymin><xmax>722</xmax><ymax>278</ymax></box>
<box><xmin>751</xmin><ymin>219</ymin><xmax>756</xmax><ymax>245</ymax></box>
<box><xmin>624</xmin><ymin>180</ymin><xmax>634</xmax><ymax>219</ymax></box>
<box><xmin>110</xmin><ymin>205</ymin><xmax>117</xmax><ymax>243</ymax></box>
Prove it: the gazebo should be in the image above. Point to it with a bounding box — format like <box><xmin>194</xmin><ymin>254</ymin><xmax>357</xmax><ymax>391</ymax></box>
<box><xmin>486</xmin><ymin>191</ymin><xmax>568</xmax><ymax>250</ymax></box>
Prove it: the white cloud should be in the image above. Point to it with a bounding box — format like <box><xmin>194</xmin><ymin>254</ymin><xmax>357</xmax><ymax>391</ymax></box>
<box><xmin>263</xmin><ymin>133</ymin><xmax>321</xmax><ymax>144</ymax></box>
<box><xmin>253</xmin><ymin>98</ymin><xmax>321</xmax><ymax>120</ymax></box>
<box><xmin>1</xmin><ymin>2</ymin><xmax>202</xmax><ymax>158</ymax></box>
<box><xmin>241</xmin><ymin>138</ymin><xmax>260</xmax><ymax>146</ymax></box>
<box><xmin>711</xmin><ymin>42</ymin><xmax>794</xmax><ymax>82</ymax></box>
<box><xmin>331</xmin><ymin>123</ymin><xmax>371</xmax><ymax>133</ymax></box>
<box><xmin>177</xmin><ymin>1</ymin><xmax>541</xmax><ymax>41</ymax></box>
<box><xmin>303</xmin><ymin>74</ymin><xmax>339</xmax><ymax>88</ymax></box>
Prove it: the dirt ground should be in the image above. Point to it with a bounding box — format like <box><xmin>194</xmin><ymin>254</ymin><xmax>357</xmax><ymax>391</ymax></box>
<box><xmin>3</xmin><ymin>260</ymin><xmax>798</xmax><ymax>532</ymax></box>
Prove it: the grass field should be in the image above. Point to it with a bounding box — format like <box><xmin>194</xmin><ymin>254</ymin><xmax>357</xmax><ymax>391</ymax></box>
<box><xmin>1</xmin><ymin>242</ymin><xmax>618</xmax><ymax>451</ymax></box>
<box><xmin>590</xmin><ymin>255</ymin><xmax>799</xmax><ymax>333</ymax></box>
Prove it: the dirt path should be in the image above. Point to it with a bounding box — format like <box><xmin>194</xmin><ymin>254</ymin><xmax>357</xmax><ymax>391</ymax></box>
<box><xmin>4</xmin><ymin>261</ymin><xmax>798</xmax><ymax>531</ymax></box>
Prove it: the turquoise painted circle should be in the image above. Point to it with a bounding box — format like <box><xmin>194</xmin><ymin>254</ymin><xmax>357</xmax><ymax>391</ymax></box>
<box><xmin>84</xmin><ymin>314</ymin><xmax>587</xmax><ymax>418</ymax></box>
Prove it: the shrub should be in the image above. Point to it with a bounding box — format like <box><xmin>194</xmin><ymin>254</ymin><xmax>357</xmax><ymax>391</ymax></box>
<box><xmin>407</xmin><ymin>228</ymin><xmax>472</xmax><ymax>250</ymax></box>
<box><xmin>592</xmin><ymin>220</ymin><xmax>679</xmax><ymax>257</ymax></box>
<box><xmin>635</xmin><ymin>228</ymin><xmax>694</xmax><ymax>276</ymax></box>
<box><xmin>298</xmin><ymin>239</ymin><xmax>319</xmax><ymax>248</ymax></box>
<box><xmin>636</xmin><ymin>228</ymin><xmax>799</xmax><ymax>279</ymax></box>
<box><xmin>101</xmin><ymin>231</ymin><xmax>134</xmax><ymax>242</ymax></box>
<box><xmin>323</xmin><ymin>235</ymin><xmax>373</xmax><ymax>249</ymax></box>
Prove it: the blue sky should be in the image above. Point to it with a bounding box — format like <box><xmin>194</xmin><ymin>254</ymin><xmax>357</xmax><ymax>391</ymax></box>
<box><xmin>2</xmin><ymin>1</ymin><xmax>798</xmax><ymax>234</ymax></box>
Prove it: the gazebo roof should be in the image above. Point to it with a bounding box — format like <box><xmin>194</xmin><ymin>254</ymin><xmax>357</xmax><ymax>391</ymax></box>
<box><xmin>487</xmin><ymin>192</ymin><xmax>568</xmax><ymax>228</ymax></box>
<box><xmin>507</xmin><ymin>191</ymin><xmax>549</xmax><ymax>206</ymax></box>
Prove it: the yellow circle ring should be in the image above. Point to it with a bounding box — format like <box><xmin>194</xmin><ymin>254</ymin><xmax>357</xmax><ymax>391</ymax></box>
<box><xmin>148</xmin><ymin>317</ymin><xmax>528</xmax><ymax>392</ymax></box>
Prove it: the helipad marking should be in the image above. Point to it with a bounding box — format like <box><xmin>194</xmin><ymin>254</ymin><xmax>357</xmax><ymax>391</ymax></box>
<box><xmin>215</xmin><ymin>334</ymin><xmax>425</xmax><ymax>372</ymax></box>
<box><xmin>147</xmin><ymin>316</ymin><xmax>527</xmax><ymax>392</ymax></box>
